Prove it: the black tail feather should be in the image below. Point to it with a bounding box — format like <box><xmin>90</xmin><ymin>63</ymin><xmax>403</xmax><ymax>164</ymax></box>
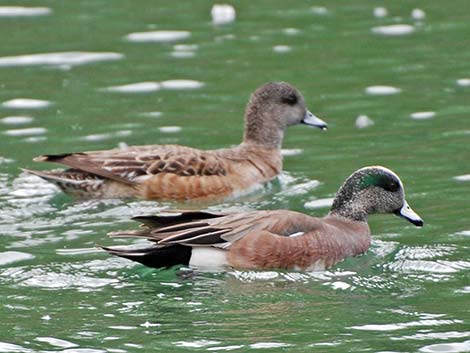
<box><xmin>101</xmin><ymin>244</ymin><xmax>191</xmax><ymax>269</ymax></box>
<box><xmin>132</xmin><ymin>211</ymin><xmax>224</xmax><ymax>228</ymax></box>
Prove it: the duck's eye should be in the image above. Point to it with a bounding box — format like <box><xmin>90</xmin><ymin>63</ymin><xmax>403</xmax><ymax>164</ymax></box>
<box><xmin>384</xmin><ymin>179</ymin><xmax>399</xmax><ymax>192</ymax></box>
<box><xmin>281</xmin><ymin>93</ymin><xmax>298</xmax><ymax>105</ymax></box>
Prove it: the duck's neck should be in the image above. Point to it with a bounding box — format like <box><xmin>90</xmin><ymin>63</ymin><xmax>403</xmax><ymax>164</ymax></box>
<box><xmin>242</xmin><ymin>109</ymin><xmax>284</xmax><ymax>149</ymax></box>
<box><xmin>329</xmin><ymin>189</ymin><xmax>369</xmax><ymax>223</ymax></box>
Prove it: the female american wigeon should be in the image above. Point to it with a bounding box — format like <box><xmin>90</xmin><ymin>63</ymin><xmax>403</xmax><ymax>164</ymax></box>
<box><xmin>25</xmin><ymin>82</ymin><xmax>327</xmax><ymax>200</ymax></box>
<box><xmin>102</xmin><ymin>166</ymin><xmax>424</xmax><ymax>271</ymax></box>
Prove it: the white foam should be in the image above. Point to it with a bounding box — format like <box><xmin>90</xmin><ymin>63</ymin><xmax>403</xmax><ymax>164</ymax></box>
<box><xmin>457</xmin><ymin>78</ymin><xmax>470</xmax><ymax>87</ymax></box>
<box><xmin>0</xmin><ymin>6</ymin><xmax>51</xmax><ymax>17</ymax></box>
<box><xmin>104</xmin><ymin>82</ymin><xmax>161</xmax><ymax>93</ymax></box>
<box><xmin>0</xmin><ymin>116</ymin><xmax>33</xmax><ymax>124</ymax></box>
<box><xmin>311</xmin><ymin>6</ymin><xmax>328</xmax><ymax>15</ymax></box>
<box><xmin>125</xmin><ymin>30</ymin><xmax>190</xmax><ymax>43</ymax></box>
<box><xmin>453</xmin><ymin>175</ymin><xmax>470</xmax><ymax>182</ymax></box>
<box><xmin>365</xmin><ymin>85</ymin><xmax>402</xmax><ymax>95</ymax></box>
<box><xmin>273</xmin><ymin>45</ymin><xmax>291</xmax><ymax>53</ymax></box>
<box><xmin>410</xmin><ymin>111</ymin><xmax>435</xmax><ymax>120</ymax></box>
<box><xmin>411</xmin><ymin>8</ymin><xmax>426</xmax><ymax>20</ymax></box>
<box><xmin>2</xmin><ymin>98</ymin><xmax>51</xmax><ymax>109</ymax></box>
<box><xmin>0</xmin><ymin>251</ymin><xmax>35</xmax><ymax>265</ymax></box>
<box><xmin>304</xmin><ymin>197</ymin><xmax>334</xmax><ymax>209</ymax></box>
<box><xmin>373</xmin><ymin>7</ymin><xmax>388</xmax><ymax>18</ymax></box>
<box><xmin>4</xmin><ymin>127</ymin><xmax>46</xmax><ymax>136</ymax></box>
<box><xmin>159</xmin><ymin>126</ymin><xmax>181</xmax><ymax>133</ymax></box>
<box><xmin>211</xmin><ymin>4</ymin><xmax>236</xmax><ymax>25</ymax></box>
<box><xmin>160</xmin><ymin>80</ymin><xmax>204</xmax><ymax>90</ymax></box>
<box><xmin>372</xmin><ymin>24</ymin><xmax>415</xmax><ymax>36</ymax></box>
<box><xmin>0</xmin><ymin>51</ymin><xmax>123</xmax><ymax>68</ymax></box>
<box><xmin>355</xmin><ymin>115</ymin><xmax>374</xmax><ymax>129</ymax></box>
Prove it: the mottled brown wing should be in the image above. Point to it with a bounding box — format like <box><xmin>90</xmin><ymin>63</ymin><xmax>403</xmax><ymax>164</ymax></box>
<box><xmin>35</xmin><ymin>144</ymin><xmax>229</xmax><ymax>183</ymax></box>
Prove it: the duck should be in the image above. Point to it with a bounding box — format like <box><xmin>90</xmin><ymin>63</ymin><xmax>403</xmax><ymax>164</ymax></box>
<box><xmin>102</xmin><ymin>166</ymin><xmax>424</xmax><ymax>271</ymax></box>
<box><xmin>24</xmin><ymin>82</ymin><xmax>327</xmax><ymax>200</ymax></box>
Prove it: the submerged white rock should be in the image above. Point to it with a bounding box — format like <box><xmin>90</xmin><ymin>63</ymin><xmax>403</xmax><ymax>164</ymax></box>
<box><xmin>411</xmin><ymin>8</ymin><xmax>426</xmax><ymax>20</ymax></box>
<box><xmin>410</xmin><ymin>111</ymin><xmax>435</xmax><ymax>120</ymax></box>
<box><xmin>372</xmin><ymin>24</ymin><xmax>415</xmax><ymax>36</ymax></box>
<box><xmin>104</xmin><ymin>82</ymin><xmax>161</xmax><ymax>93</ymax></box>
<box><xmin>160</xmin><ymin>80</ymin><xmax>204</xmax><ymax>90</ymax></box>
<box><xmin>273</xmin><ymin>45</ymin><xmax>291</xmax><ymax>53</ymax></box>
<box><xmin>365</xmin><ymin>85</ymin><xmax>402</xmax><ymax>95</ymax></box>
<box><xmin>211</xmin><ymin>4</ymin><xmax>236</xmax><ymax>25</ymax></box>
<box><xmin>355</xmin><ymin>115</ymin><xmax>375</xmax><ymax>129</ymax></box>
<box><xmin>2</xmin><ymin>98</ymin><xmax>52</xmax><ymax>109</ymax></box>
<box><xmin>0</xmin><ymin>51</ymin><xmax>123</xmax><ymax>68</ymax></box>
<box><xmin>373</xmin><ymin>7</ymin><xmax>388</xmax><ymax>18</ymax></box>
<box><xmin>0</xmin><ymin>6</ymin><xmax>51</xmax><ymax>17</ymax></box>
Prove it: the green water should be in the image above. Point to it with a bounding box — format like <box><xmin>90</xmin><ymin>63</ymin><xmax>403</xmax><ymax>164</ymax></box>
<box><xmin>1</xmin><ymin>1</ymin><xmax>469</xmax><ymax>352</ymax></box>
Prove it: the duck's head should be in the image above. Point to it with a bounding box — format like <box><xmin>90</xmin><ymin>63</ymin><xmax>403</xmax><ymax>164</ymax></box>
<box><xmin>243</xmin><ymin>82</ymin><xmax>327</xmax><ymax>147</ymax></box>
<box><xmin>330</xmin><ymin>166</ymin><xmax>423</xmax><ymax>226</ymax></box>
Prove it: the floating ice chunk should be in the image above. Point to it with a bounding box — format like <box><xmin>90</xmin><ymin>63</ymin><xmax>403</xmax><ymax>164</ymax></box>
<box><xmin>2</xmin><ymin>98</ymin><xmax>52</xmax><ymax>109</ymax></box>
<box><xmin>355</xmin><ymin>115</ymin><xmax>374</xmax><ymax>129</ymax></box>
<box><xmin>0</xmin><ymin>6</ymin><xmax>51</xmax><ymax>17</ymax></box>
<box><xmin>365</xmin><ymin>85</ymin><xmax>402</xmax><ymax>95</ymax></box>
<box><xmin>311</xmin><ymin>6</ymin><xmax>328</xmax><ymax>15</ymax></box>
<box><xmin>410</xmin><ymin>111</ymin><xmax>435</xmax><ymax>120</ymax></box>
<box><xmin>125</xmin><ymin>30</ymin><xmax>191</xmax><ymax>43</ymax></box>
<box><xmin>273</xmin><ymin>45</ymin><xmax>291</xmax><ymax>53</ymax></box>
<box><xmin>211</xmin><ymin>4</ymin><xmax>236</xmax><ymax>25</ymax></box>
<box><xmin>0</xmin><ymin>51</ymin><xmax>123</xmax><ymax>68</ymax></box>
<box><xmin>4</xmin><ymin>127</ymin><xmax>47</xmax><ymax>136</ymax></box>
<box><xmin>104</xmin><ymin>82</ymin><xmax>161</xmax><ymax>93</ymax></box>
<box><xmin>372</xmin><ymin>24</ymin><xmax>415</xmax><ymax>36</ymax></box>
<box><xmin>411</xmin><ymin>8</ymin><xmax>426</xmax><ymax>20</ymax></box>
<box><xmin>0</xmin><ymin>116</ymin><xmax>33</xmax><ymax>124</ymax></box>
<box><xmin>373</xmin><ymin>7</ymin><xmax>388</xmax><ymax>18</ymax></box>
<box><xmin>454</xmin><ymin>175</ymin><xmax>470</xmax><ymax>182</ymax></box>
<box><xmin>160</xmin><ymin>80</ymin><xmax>204</xmax><ymax>90</ymax></box>
<box><xmin>159</xmin><ymin>126</ymin><xmax>182</xmax><ymax>133</ymax></box>
<box><xmin>283</xmin><ymin>28</ymin><xmax>300</xmax><ymax>35</ymax></box>
<box><xmin>0</xmin><ymin>251</ymin><xmax>35</xmax><ymax>266</ymax></box>
<box><xmin>304</xmin><ymin>197</ymin><xmax>334</xmax><ymax>209</ymax></box>
<box><xmin>457</xmin><ymin>78</ymin><xmax>470</xmax><ymax>87</ymax></box>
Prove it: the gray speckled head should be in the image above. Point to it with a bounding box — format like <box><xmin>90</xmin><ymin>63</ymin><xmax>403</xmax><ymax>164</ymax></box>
<box><xmin>329</xmin><ymin>166</ymin><xmax>423</xmax><ymax>226</ymax></box>
<box><xmin>243</xmin><ymin>82</ymin><xmax>327</xmax><ymax>148</ymax></box>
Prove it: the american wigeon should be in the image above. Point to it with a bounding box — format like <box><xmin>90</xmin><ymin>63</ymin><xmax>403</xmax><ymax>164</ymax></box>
<box><xmin>102</xmin><ymin>166</ymin><xmax>424</xmax><ymax>271</ymax></box>
<box><xmin>24</xmin><ymin>82</ymin><xmax>327</xmax><ymax>200</ymax></box>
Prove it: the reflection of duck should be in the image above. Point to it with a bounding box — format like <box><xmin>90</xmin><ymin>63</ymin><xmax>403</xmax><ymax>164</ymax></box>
<box><xmin>103</xmin><ymin>166</ymin><xmax>423</xmax><ymax>271</ymax></box>
<box><xmin>25</xmin><ymin>82</ymin><xmax>327</xmax><ymax>200</ymax></box>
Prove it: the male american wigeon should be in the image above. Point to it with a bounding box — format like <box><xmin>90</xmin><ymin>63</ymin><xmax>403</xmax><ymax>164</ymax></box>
<box><xmin>24</xmin><ymin>82</ymin><xmax>327</xmax><ymax>200</ymax></box>
<box><xmin>102</xmin><ymin>166</ymin><xmax>424</xmax><ymax>271</ymax></box>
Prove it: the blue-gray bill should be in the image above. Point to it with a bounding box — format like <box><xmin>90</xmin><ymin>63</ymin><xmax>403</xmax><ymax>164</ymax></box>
<box><xmin>394</xmin><ymin>201</ymin><xmax>424</xmax><ymax>227</ymax></box>
<box><xmin>302</xmin><ymin>110</ymin><xmax>328</xmax><ymax>130</ymax></box>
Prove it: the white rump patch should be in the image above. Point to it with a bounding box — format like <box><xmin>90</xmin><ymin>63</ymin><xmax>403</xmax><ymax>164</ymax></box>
<box><xmin>189</xmin><ymin>248</ymin><xmax>228</xmax><ymax>269</ymax></box>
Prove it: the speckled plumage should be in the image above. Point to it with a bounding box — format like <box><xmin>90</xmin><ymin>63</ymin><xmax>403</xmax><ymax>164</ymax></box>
<box><xmin>102</xmin><ymin>166</ymin><xmax>424</xmax><ymax>271</ymax></box>
<box><xmin>25</xmin><ymin>82</ymin><xmax>327</xmax><ymax>200</ymax></box>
